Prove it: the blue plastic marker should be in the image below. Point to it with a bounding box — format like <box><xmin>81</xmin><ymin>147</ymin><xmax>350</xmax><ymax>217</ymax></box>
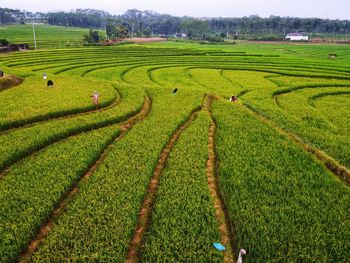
<box><xmin>213</xmin><ymin>242</ymin><xmax>226</xmax><ymax>251</ymax></box>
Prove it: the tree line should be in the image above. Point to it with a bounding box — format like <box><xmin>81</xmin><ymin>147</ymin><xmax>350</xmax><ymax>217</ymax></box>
<box><xmin>1</xmin><ymin>7</ymin><xmax>350</xmax><ymax>39</ymax></box>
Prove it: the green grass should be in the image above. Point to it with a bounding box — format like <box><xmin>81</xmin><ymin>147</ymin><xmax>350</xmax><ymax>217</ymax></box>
<box><xmin>0</xmin><ymin>40</ymin><xmax>349</xmax><ymax>262</ymax></box>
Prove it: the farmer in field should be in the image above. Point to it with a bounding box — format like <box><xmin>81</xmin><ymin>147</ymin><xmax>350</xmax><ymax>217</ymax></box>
<box><xmin>47</xmin><ymin>80</ymin><xmax>54</xmax><ymax>87</ymax></box>
<box><xmin>91</xmin><ymin>91</ymin><xmax>101</xmax><ymax>108</ymax></box>
<box><xmin>229</xmin><ymin>95</ymin><xmax>237</xmax><ymax>102</ymax></box>
<box><xmin>0</xmin><ymin>70</ymin><xmax>3</xmax><ymax>77</ymax></box>
<box><xmin>172</xmin><ymin>88</ymin><xmax>178</xmax><ymax>96</ymax></box>
<box><xmin>43</xmin><ymin>73</ymin><xmax>47</xmax><ymax>80</ymax></box>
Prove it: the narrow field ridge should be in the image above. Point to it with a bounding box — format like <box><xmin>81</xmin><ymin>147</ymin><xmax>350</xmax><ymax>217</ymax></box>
<box><xmin>243</xmin><ymin>103</ymin><xmax>350</xmax><ymax>186</ymax></box>
<box><xmin>17</xmin><ymin>95</ymin><xmax>152</xmax><ymax>263</ymax></box>
<box><xmin>125</xmin><ymin>104</ymin><xmax>202</xmax><ymax>263</ymax></box>
<box><xmin>205</xmin><ymin>95</ymin><xmax>236</xmax><ymax>263</ymax></box>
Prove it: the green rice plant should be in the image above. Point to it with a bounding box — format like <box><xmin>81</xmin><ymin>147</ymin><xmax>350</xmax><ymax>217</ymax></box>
<box><xmin>269</xmin><ymin>75</ymin><xmax>350</xmax><ymax>88</ymax></box>
<box><xmin>0</xmin><ymin>41</ymin><xmax>349</xmax><ymax>262</ymax></box>
<box><xmin>245</xmin><ymin>82</ymin><xmax>350</xmax><ymax>168</ymax></box>
<box><xmin>141</xmin><ymin>111</ymin><xmax>223</xmax><ymax>262</ymax></box>
<box><xmin>0</xmin><ymin>84</ymin><xmax>144</xmax><ymax>172</ymax></box>
<box><xmin>0</xmin><ymin>123</ymin><xmax>121</xmax><ymax>263</ymax></box>
<box><xmin>212</xmin><ymin>99</ymin><xmax>350</xmax><ymax>262</ymax></box>
<box><xmin>312</xmin><ymin>92</ymin><xmax>350</xmax><ymax>134</ymax></box>
<box><xmin>0</xmin><ymin>76</ymin><xmax>116</xmax><ymax>131</ymax></box>
<box><xmin>186</xmin><ymin>68</ymin><xmax>241</xmax><ymax>97</ymax></box>
<box><xmin>31</xmin><ymin>87</ymin><xmax>205</xmax><ymax>262</ymax></box>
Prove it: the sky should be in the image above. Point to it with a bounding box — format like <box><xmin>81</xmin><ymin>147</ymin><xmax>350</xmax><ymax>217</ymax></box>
<box><xmin>0</xmin><ymin>0</ymin><xmax>349</xmax><ymax>20</ymax></box>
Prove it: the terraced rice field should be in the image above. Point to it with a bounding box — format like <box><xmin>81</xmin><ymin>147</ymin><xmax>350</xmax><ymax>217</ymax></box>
<box><xmin>0</xmin><ymin>42</ymin><xmax>349</xmax><ymax>262</ymax></box>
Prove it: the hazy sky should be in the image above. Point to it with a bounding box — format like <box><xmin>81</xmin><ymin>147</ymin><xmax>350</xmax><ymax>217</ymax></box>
<box><xmin>0</xmin><ymin>0</ymin><xmax>349</xmax><ymax>20</ymax></box>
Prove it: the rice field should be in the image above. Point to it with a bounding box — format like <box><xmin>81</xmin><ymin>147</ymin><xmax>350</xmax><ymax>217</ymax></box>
<box><xmin>0</xmin><ymin>24</ymin><xmax>89</xmax><ymax>49</ymax></box>
<box><xmin>0</xmin><ymin>41</ymin><xmax>349</xmax><ymax>263</ymax></box>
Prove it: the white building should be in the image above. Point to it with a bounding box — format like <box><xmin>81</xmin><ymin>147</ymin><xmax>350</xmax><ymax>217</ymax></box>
<box><xmin>285</xmin><ymin>33</ymin><xmax>309</xmax><ymax>41</ymax></box>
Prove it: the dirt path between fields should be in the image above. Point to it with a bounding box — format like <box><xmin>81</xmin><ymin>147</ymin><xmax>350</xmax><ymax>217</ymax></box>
<box><xmin>126</xmin><ymin>95</ymin><xmax>237</xmax><ymax>263</ymax></box>
<box><xmin>125</xmin><ymin>105</ymin><xmax>202</xmax><ymax>263</ymax></box>
<box><xmin>205</xmin><ymin>95</ymin><xmax>236</xmax><ymax>263</ymax></box>
<box><xmin>17</xmin><ymin>96</ymin><xmax>152</xmax><ymax>263</ymax></box>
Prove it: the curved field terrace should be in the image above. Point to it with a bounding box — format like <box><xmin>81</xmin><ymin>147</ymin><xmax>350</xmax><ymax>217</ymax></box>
<box><xmin>0</xmin><ymin>42</ymin><xmax>349</xmax><ymax>263</ymax></box>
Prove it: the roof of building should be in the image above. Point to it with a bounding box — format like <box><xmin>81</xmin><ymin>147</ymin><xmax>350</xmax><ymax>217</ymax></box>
<box><xmin>286</xmin><ymin>33</ymin><xmax>307</xmax><ymax>37</ymax></box>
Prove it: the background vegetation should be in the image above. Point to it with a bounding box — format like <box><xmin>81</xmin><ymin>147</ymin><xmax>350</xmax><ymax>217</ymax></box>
<box><xmin>1</xmin><ymin>8</ymin><xmax>350</xmax><ymax>42</ymax></box>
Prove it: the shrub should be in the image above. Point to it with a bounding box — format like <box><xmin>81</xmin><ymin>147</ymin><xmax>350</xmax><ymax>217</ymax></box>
<box><xmin>0</xmin><ymin>39</ymin><xmax>9</xmax><ymax>46</ymax></box>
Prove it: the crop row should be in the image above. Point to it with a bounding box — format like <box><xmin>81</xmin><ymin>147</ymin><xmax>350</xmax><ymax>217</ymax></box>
<box><xmin>2</xmin><ymin>47</ymin><xmax>212</xmax><ymax>66</ymax></box>
<box><xmin>64</xmin><ymin>59</ymin><xmax>350</xmax><ymax>79</ymax></box>
<box><xmin>29</xmin><ymin>87</ymin><xmax>206</xmax><ymax>262</ymax></box>
<box><xmin>212</xmin><ymin>99</ymin><xmax>350</xmax><ymax>262</ymax></box>
<box><xmin>246</xmin><ymin>81</ymin><xmax>350</xmax><ymax>168</ymax></box>
<box><xmin>310</xmin><ymin>91</ymin><xmax>350</xmax><ymax>137</ymax></box>
<box><xmin>4</xmin><ymin>45</ymin><xmax>348</xmax><ymax>79</ymax></box>
<box><xmin>160</xmin><ymin>61</ymin><xmax>350</xmax><ymax>179</ymax></box>
<box><xmin>0</xmin><ymin>84</ymin><xmax>144</xmax><ymax>172</ymax></box>
<box><xmin>0</xmin><ymin>77</ymin><xmax>118</xmax><ymax>132</ymax></box>
<box><xmin>140</xmin><ymin>110</ymin><xmax>223</xmax><ymax>262</ymax></box>
<box><xmin>0</xmin><ymin>123</ymin><xmax>123</xmax><ymax>263</ymax></box>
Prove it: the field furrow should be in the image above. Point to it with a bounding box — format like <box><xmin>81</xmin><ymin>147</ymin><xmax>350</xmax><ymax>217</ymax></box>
<box><xmin>126</xmin><ymin>104</ymin><xmax>201</xmax><ymax>262</ymax></box>
<box><xmin>29</xmin><ymin>88</ymin><xmax>205</xmax><ymax>262</ymax></box>
<box><xmin>0</xmin><ymin>85</ymin><xmax>144</xmax><ymax>173</ymax></box>
<box><xmin>18</xmin><ymin>95</ymin><xmax>151</xmax><ymax>263</ymax></box>
<box><xmin>212</xmin><ymin>99</ymin><xmax>350</xmax><ymax>262</ymax></box>
<box><xmin>0</xmin><ymin>41</ymin><xmax>348</xmax><ymax>262</ymax></box>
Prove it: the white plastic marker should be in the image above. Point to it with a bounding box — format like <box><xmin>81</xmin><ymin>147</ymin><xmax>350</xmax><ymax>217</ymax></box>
<box><xmin>237</xmin><ymin>248</ymin><xmax>246</xmax><ymax>263</ymax></box>
<box><xmin>43</xmin><ymin>73</ymin><xmax>47</xmax><ymax>80</ymax></box>
<box><xmin>91</xmin><ymin>91</ymin><xmax>101</xmax><ymax>106</ymax></box>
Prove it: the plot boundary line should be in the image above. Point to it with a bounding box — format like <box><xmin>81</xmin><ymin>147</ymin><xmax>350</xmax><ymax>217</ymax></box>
<box><xmin>205</xmin><ymin>95</ymin><xmax>236</xmax><ymax>263</ymax></box>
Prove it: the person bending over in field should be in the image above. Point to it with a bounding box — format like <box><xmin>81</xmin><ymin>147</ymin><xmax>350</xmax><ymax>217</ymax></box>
<box><xmin>229</xmin><ymin>95</ymin><xmax>237</xmax><ymax>102</ymax></box>
<box><xmin>172</xmin><ymin>88</ymin><xmax>178</xmax><ymax>96</ymax></box>
<box><xmin>47</xmin><ymin>80</ymin><xmax>54</xmax><ymax>87</ymax></box>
